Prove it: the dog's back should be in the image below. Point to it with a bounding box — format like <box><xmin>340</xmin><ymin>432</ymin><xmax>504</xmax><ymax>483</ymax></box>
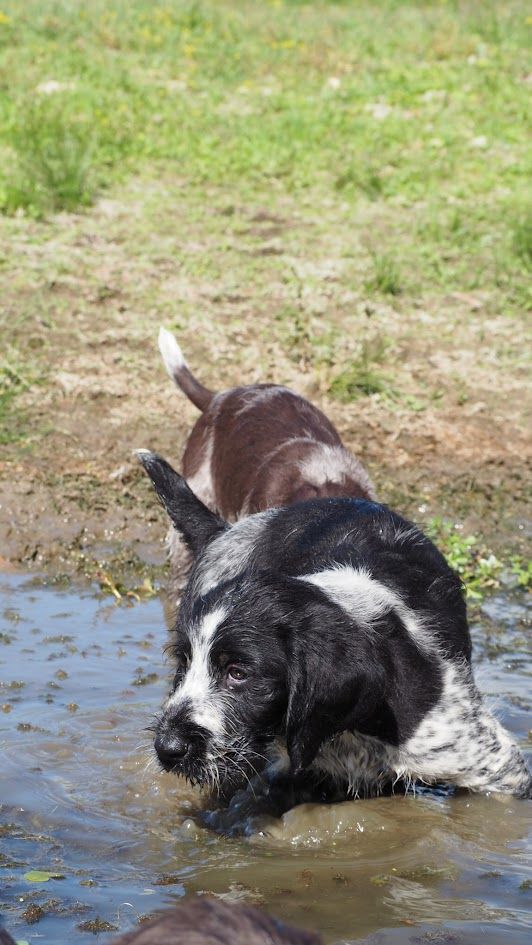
<box><xmin>158</xmin><ymin>327</ymin><xmax>375</xmax><ymax>519</ymax></box>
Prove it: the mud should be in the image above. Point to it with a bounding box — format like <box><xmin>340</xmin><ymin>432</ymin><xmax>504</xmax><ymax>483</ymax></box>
<box><xmin>0</xmin><ymin>183</ymin><xmax>530</xmax><ymax>585</ymax></box>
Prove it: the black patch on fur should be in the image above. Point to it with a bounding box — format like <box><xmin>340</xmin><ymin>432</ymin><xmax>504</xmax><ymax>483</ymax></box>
<box><xmin>137</xmin><ymin>450</ymin><xmax>227</xmax><ymax>556</ymax></box>
<box><xmin>244</xmin><ymin>498</ymin><xmax>471</xmax><ymax>663</ymax></box>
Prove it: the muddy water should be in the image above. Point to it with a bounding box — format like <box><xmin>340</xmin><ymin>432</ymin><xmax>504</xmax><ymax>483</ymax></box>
<box><xmin>0</xmin><ymin>574</ymin><xmax>530</xmax><ymax>944</ymax></box>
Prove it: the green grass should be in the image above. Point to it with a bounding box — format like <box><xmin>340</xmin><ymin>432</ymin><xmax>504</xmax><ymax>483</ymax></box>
<box><xmin>4</xmin><ymin>98</ymin><xmax>95</xmax><ymax>214</ymax></box>
<box><xmin>0</xmin><ymin>362</ymin><xmax>26</xmax><ymax>444</ymax></box>
<box><xmin>335</xmin><ymin>164</ymin><xmax>385</xmax><ymax>200</ymax></box>
<box><xmin>0</xmin><ymin>389</ymin><xmax>19</xmax><ymax>445</ymax></box>
<box><xmin>0</xmin><ymin>357</ymin><xmax>45</xmax><ymax>445</ymax></box>
<box><xmin>0</xmin><ymin>0</ymin><xmax>530</xmax><ymax>304</ymax></box>
<box><xmin>0</xmin><ymin>0</ymin><xmax>529</xmax><ymax>311</ymax></box>
<box><xmin>365</xmin><ymin>252</ymin><xmax>402</xmax><ymax>296</ymax></box>
<box><xmin>511</xmin><ymin>211</ymin><xmax>532</xmax><ymax>269</ymax></box>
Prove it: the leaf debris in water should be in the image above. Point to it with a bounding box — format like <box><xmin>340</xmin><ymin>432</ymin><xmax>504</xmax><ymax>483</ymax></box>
<box><xmin>371</xmin><ymin>865</ymin><xmax>456</xmax><ymax>886</ymax></box>
<box><xmin>132</xmin><ymin>672</ymin><xmax>159</xmax><ymax>686</ymax></box>
<box><xmin>153</xmin><ymin>873</ymin><xmax>182</xmax><ymax>886</ymax></box>
<box><xmin>77</xmin><ymin>918</ymin><xmax>118</xmax><ymax>933</ymax></box>
<box><xmin>21</xmin><ymin>903</ymin><xmax>45</xmax><ymax>924</ymax></box>
<box><xmin>23</xmin><ymin>870</ymin><xmax>66</xmax><ymax>882</ymax></box>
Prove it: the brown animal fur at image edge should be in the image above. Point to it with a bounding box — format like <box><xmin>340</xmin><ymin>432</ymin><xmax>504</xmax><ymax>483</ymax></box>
<box><xmin>0</xmin><ymin>900</ymin><xmax>322</xmax><ymax>945</ymax></box>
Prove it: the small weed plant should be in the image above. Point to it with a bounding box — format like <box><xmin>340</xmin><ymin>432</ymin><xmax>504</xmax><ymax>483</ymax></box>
<box><xmin>511</xmin><ymin>212</ymin><xmax>532</xmax><ymax>270</ymax></box>
<box><xmin>426</xmin><ymin>517</ymin><xmax>530</xmax><ymax>600</ymax></box>
<box><xmin>365</xmin><ymin>252</ymin><xmax>402</xmax><ymax>297</ymax></box>
<box><xmin>4</xmin><ymin>99</ymin><xmax>95</xmax><ymax>215</ymax></box>
<box><xmin>0</xmin><ymin>360</ymin><xmax>31</xmax><ymax>444</ymax></box>
<box><xmin>329</xmin><ymin>336</ymin><xmax>391</xmax><ymax>401</ymax></box>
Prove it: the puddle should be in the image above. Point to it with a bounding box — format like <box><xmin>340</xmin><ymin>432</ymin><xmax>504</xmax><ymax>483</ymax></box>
<box><xmin>0</xmin><ymin>574</ymin><xmax>530</xmax><ymax>943</ymax></box>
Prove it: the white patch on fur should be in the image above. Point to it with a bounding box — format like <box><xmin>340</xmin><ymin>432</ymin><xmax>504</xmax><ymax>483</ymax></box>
<box><xmin>158</xmin><ymin>326</ymin><xmax>186</xmax><ymax>380</ymax></box>
<box><xmin>299</xmin><ymin>564</ymin><xmax>434</xmax><ymax>652</ymax></box>
<box><xmin>298</xmin><ymin>443</ymin><xmax>376</xmax><ymax>499</ymax></box>
<box><xmin>198</xmin><ymin>607</ymin><xmax>228</xmax><ymax>643</ymax></box>
<box><xmin>186</xmin><ymin>428</ymin><xmax>216</xmax><ymax>511</ymax></box>
<box><xmin>193</xmin><ymin>511</ymin><xmax>276</xmax><ymax>596</ymax></box>
<box><xmin>166</xmin><ymin>606</ymin><xmax>228</xmax><ymax>735</ymax></box>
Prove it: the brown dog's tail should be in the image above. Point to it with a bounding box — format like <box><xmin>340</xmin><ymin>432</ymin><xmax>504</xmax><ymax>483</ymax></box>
<box><xmin>158</xmin><ymin>326</ymin><xmax>214</xmax><ymax>411</ymax></box>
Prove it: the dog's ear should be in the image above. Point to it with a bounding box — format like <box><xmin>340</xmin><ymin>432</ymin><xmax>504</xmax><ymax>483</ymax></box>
<box><xmin>136</xmin><ymin>450</ymin><xmax>227</xmax><ymax>557</ymax></box>
<box><xmin>285</xmin><ymin>593</ymin><xmax>387</xmax><ymax>774</ymax></box>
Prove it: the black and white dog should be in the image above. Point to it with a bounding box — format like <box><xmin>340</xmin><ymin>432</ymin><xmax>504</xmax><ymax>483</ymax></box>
<box><xmin>138</xmin><ymin>451</ymin><xmax>531</xmax><ymax>800</ymax></box>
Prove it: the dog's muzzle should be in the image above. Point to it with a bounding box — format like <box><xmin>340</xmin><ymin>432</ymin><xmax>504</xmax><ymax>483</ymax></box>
<box><xmin>154</xmin><ymin>706</ymin><xmax>211</xmax><ymax>778</ymax></box>
<box><xmin>154</xmin><ymin>730</ymin><xmax>192</xmax><ymax>770</ymax></box>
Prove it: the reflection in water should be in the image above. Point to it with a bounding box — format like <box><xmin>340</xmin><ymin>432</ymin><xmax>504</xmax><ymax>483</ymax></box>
<box><xmin>0</xmin><ymin>575</ymin><xmax>530</xmax><ymax>944</ymax></box>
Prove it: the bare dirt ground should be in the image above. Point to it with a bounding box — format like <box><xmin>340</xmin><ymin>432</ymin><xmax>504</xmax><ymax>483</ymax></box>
<box><xmin>1</xmin><ymin>175</ymin><xmax>530</xmax><ymax>586</ymax></box>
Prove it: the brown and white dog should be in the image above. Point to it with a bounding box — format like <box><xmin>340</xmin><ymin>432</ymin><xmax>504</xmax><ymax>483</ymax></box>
<box><xmin>158</xmin><ymin>326</ymin><xmax>375</xmax><ymax>526</ymax></box>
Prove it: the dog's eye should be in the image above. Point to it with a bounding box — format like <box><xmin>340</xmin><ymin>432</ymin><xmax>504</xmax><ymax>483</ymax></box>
<box><xmin>226</xmin><ymin>665</ymin><xmax>248</xmax><ymax>687</ymax></box>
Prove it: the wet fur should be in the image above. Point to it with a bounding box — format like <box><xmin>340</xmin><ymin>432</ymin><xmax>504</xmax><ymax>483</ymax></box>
<box><xmin>137</xmin><ymin>451</ymin><xmax>532</xmax><ymax>801</ymax></box>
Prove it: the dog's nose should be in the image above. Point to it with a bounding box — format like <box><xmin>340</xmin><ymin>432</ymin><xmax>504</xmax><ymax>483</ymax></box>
<box><xmin>154</xmin><ymin>733</ymin><xmax>191</xmax><ymax>767</ymax></box>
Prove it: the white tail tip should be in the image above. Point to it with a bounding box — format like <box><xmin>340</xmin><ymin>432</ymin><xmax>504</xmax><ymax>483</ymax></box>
<box><xmin>158</xmin><ymin>326</ymin><xmax>186</xmax><ymax>380</ymax></box>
